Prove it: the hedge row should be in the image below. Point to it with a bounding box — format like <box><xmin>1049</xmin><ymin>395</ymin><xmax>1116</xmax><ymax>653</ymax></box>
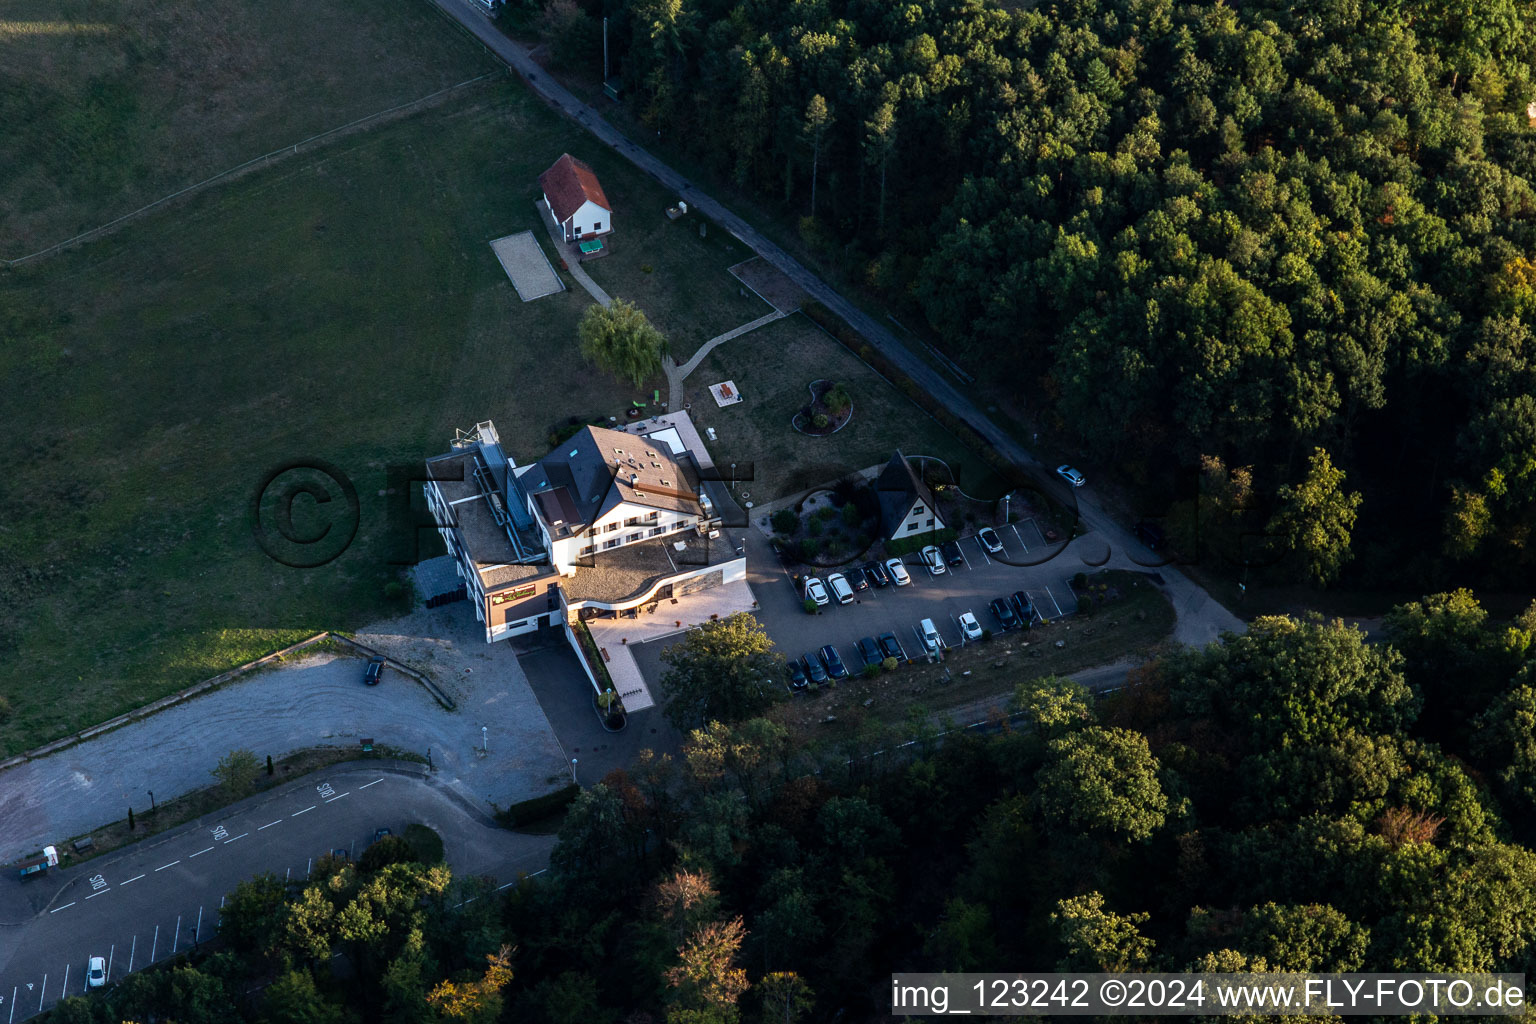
<box><xmin>498</xmin><ymin>783</ymin><xmax>580</xmax><ymax>827</ymax></box>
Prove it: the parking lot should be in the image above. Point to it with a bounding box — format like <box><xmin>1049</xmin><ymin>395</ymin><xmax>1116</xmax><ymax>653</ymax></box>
<box><xmin>750</xmin><ymin>524</ymin><xmax>1081</xmax><ymax>683</ymax></box>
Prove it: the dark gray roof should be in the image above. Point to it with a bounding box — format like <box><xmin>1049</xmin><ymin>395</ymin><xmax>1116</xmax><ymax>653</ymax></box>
<box><xmin>563</xmin><ymin>531</ymin><xmax>742</xmax><ymax>606</ymax></box>
<box><xmin>875</xmin><ymin>451</ymin><xmax>939</xmax><ymax>537</ymax></box>
<box><xmin>525</xmin><ymin>425</ymin><xmax>703</xmax><ymax>530</ymax></box>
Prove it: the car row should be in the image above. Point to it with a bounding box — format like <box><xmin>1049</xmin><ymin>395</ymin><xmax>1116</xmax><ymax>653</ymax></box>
<box><xmin>787</xmin><ymin>630</ymin><xmax>909</xmax><ymax>690</ymax></box>
<box><xmin>803</xmin><ymin>558</ymin><xmax>913</xmax><ymax>611</ymax></box>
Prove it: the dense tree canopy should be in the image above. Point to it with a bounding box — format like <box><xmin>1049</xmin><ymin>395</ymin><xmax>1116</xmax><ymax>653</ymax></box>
<box><xmin>597</xmin><ymin>0</ymin><xmax>1536</xmax><ymax>589</ymax></box>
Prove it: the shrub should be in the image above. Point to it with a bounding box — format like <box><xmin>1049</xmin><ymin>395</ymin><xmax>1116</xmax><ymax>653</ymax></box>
<box><xmin>981</xmin><ymin>628</ymin><xmax>993</xmax><ymax>641</ymax></box>
<box><xmin>807</xmin><ymin>518</ymin><xmax>823</xmax><ymax>537</ymax></box>
<box><xmin>799</xmin><ymin>537</ymin><xmax>821</xmax><ymax>560</ymax></box>
<box><xmin>813</xmin><ymin>413</ymin><xmax>830</xmax><ymax>429</ymax></box>
<box><xmin>496</xmin><ymin>784</ymin><xmax>580</xmax><ymax>828</ymax></box>
<box><xmin>882</xmin><ymin>656</ymin><xmax>899</xmax><ymax>671</ymax></box>
<box><xmin>404</xmin><ymin>823</ymin><xmax>445</xmax><ymax>863</ymax></box>
<box><xmin>817</xmin><ymin>506</ymin><xmax>839</xmax><ymax>521</ymax></box>
<box><xmin>803</xmin><ymin>597</ymin><xmax>819</xmax><ymax>614</ymax></box>
<box><xmin>825</xmin><ymin>383</ymin><xmax>852</xmax><ymax>415</ymax></box>
<box><xmin>360</xmin><ymin>835</ymin><xmax>417</xmax><ymax>872</ymax></box>
<box><xmin>0</xmin><ymin>695</ymin><xmax>10</xmax><ymax>722</ymax></box>
<box><xmin>863</xmin><ymin>663</ymin><xmax>881</xmax><ymax>679</ymax></box>
<box><xmin>841</xmin><ymin>503</ymin><xmax>863</xmax><ymax>527</ymax></box>
<box><xmin>771</xmin><ymin>509</ymin><xmax>800</xmax><ymax>534</ymax></box>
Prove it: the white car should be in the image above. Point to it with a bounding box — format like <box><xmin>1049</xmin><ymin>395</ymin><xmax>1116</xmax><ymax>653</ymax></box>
<box><xmin>826</xmin><ymin>572</ymin><xmax>855</xmax><ymax>605</ymax></box>
<box><xmin>803</xmin><ymin>576</ymin><xmax>829</xmax><ymax>608</ymax></box>
<box><xmin>1056</xmin><ymin>465</ymin><xmax>1086</xmax><ymax>487</ymax></box>
<box><xmin>921</xmin><ymin>545</ymin><xmax>946</xmax><ymax>575</ymax></box>
<box><xmin>976</xmin><ymin>526</ymin><xmax>1004</xmax><ymax>554</ymax></box>
<box><xmin>885</xmin><ymin>558</ymin><xmax>912</xmax><ymax>586</ymax></box>
<box><xmin>958</xmin><ymin>611</ymin><xmax>983</xmax><ymax>642</ymax></box>
<box><xmin>87</xmin><ymin>955</ymin><xmax>106</xmax><ymax>989</ymax></box>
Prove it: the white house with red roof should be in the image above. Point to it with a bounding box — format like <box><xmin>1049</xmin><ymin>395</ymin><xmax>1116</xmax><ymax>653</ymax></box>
<box><xmin>538</xmin><ymin>153</ymin><xmax>613</xmax><ymax>243</ymax></box>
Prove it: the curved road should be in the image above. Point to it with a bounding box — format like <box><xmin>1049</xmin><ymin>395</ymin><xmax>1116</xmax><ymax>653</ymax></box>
<box><xmin>430</xmin><ymin>0</ymin><xmax>1243</xmax><ymax>648</ymax></box>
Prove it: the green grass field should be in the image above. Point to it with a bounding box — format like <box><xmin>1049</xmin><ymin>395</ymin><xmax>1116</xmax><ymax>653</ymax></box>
<box><xmin>684</xmin><ymin>314</ymin><xmax>997</xmax><ymax>501</ymax></box>
<box><xmin>0</xmin><ymin>0</ymin><xmax>501</xmax><ymax>253</ymax></box>
<box><xmin>0</xmin><ymin>72</ymin><xmax>765</xmax><ymax>756</ymax></box>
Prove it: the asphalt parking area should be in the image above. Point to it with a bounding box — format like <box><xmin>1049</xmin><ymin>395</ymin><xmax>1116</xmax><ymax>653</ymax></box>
<box><xmin>749</xmin><ymin>529</ymin><xmax>1078</xmax><ymax>685</ymax></box>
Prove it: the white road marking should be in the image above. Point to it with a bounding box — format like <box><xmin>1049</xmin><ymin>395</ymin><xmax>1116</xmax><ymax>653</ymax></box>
<box><xmin>324</xmin><ymin>792</ymin><xmax>349</xmax><ymax>803</ymax></box>
<box><xmin>155</xmin><ymin>860</ymin><xmax>180</xmax><ymax>871</ymax></box>
<box><xmin>359</xmin><ymin>778</ymin><xmax>384</xmax><ymax>789</ymax></box>
<box><xmin>1009</xmin><ymin>522</ymin><xmax>1026</xmax><ymax>551</ymax></box>
<box><xmin>496</xmin><ymin>881</ymin><xmax>516</xmax><ymax>890</ymax></box>
<box><xmin>189</xmin><ymin>846</ymin><xmax>215</xmax><ymax>858</ymax></box>
<box><xmin>128</xmin><ymin>935</ymin><xmax>136</xmax><ymax>972</ymax></box>
<box><xmin>1043</xmin><ymin>584</ymin><xmax>1065</xmax><ymax>618</ymax></box>
<box><xmin>60</xmin><ymin>966</ymin><xmax>67</xmax><ymax>998</ymax></box>
<box><xmin>151</xmin><ymin>925</ymin><xmax>158</xmax><ymax>962</ymax></box>
<box><xmin>292</xmin><ymin>805</ymin><xmax>315</xmax><ymax>816</ymax></box>
<box><xmin>285</xmin><ymin>867</ymin><xmax>291</xmax><ymax>880</ymax></box>
<box><xmin>173</xmin><ymin>915</ymin><xmax>181</xmax><ymax>953</ymax></box>
<box><xmin>85</xmin><ymin>889</ymin><xmax>110</xmax><ymax>900</ymax></box>
<box><xmin>9</xmin><ymin>984</ymin><xmax>16</xmax><ymax>1024</ymax></box>
<box><xmin>195</xmin><ymin>905</ymin><xmax>203</xmax><ymax>942</ymax></box>
<box><xmin>48</xmin><ymin>903</ymin><xmax>75</xmax><ymax>914</ymax></box>
<box><xmin>223</xmin><ymin>832</ymin><xmax>248</xmax><ymax>843</ymax></box>
<box><xmin>36</xmin><ymin>976</ymin><xmax>44</xmax><ymax>1013</ymax></box>
<box><xmin>107</xmin><ymin>943</ymin><xmax>114</xmax><ymax>981</ymax></box>
<box><xmin>121</xmin><ymin>873</ymin><xmax>145</xmax><ymax>885</ymax></box>
<box><xmin>306</xmin><ymin>857</ymin><xmax>312</xmax><ymax>878</ymax></box>
<box><xmin>258</xmin><ymin>820</ymin><xmax>282</xmax><ymax>830</ymax></box>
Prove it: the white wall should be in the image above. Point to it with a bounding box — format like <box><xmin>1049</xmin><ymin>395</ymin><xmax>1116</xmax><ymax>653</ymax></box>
<box><xmin>565</xmin><ymin>199</ymin><xmax>612</xmax><ymax>239</ymax></box>
<box><xmin>892</xmin><ymin>499</ymin><xmax>941</xmax><ymax>538</ymax></box>
<box><xmin>550</xmin><ymin>501</ymin><xmax>697</xmax><ymax>572</ymax></box>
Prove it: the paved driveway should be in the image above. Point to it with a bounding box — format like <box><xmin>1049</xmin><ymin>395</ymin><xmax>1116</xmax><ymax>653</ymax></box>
<box><xmin>0</xmin><ymin>606</ymin><xmax>570</xmax><ymax>863</ymax></box>
<box><xmin>0</xmin><ymin>767</ymin><xmax>552</xmax><ymax>1022</ymax></box>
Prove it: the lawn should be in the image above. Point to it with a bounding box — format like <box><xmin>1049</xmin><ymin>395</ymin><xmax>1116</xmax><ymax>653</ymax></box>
<box><xmin>0</xmin><ymin>74</ymin><xmax>757</xmax><ymax>757</ymax></box>
<box><xmin>580</xmin><ymin>211</ymin><xmax>769</xmax><ymax>364</ymax></box>
<box><xmin>0</xmin><ymin>0</ymin><xmax>503</xmax><ymax>254</ymax></box>
<box><xmin>682</xmin><ymin>314</ymin><xmax>1004</xmax><ymax>502</ymax></box>
<box><xmin>770</xmin><ymin>570</ymin><xmax>1176</xmax><ymax>738</ymax></box>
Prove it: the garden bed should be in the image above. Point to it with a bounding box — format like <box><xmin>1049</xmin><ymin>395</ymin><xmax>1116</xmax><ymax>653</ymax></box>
<box><xmin>791</xmin><ymin>379</ymin><xmax>853</xmax><ymax>436</ymax></box>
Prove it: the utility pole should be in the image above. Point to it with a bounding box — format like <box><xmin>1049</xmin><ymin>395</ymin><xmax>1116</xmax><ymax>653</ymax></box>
<box><xmin>603</xmin><ymin>18</ymin><xmax>609</xmax><ymax>81</ymax></box>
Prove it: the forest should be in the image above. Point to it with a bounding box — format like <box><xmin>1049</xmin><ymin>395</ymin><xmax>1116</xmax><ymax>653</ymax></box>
<box><xmin>532</xmin><ymin>0</ymin><xmax>1536</xmax><ymax>590</ymax></box>
<box><xmin>42</xmin><ymin>590</ymin><xmax>1536</xmax><ymax>1022</ymax></box>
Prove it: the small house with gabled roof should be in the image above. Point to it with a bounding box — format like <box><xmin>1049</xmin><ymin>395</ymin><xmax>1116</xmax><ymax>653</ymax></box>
<box><xmin>876</xmin><ymin>451</ymin><xmax>944</xmax><ymax>541</ymax></box>
<box><xmin>538</xmin><ymin>153</ymin><xmax>613</xmax><ymax>243</ymax></box>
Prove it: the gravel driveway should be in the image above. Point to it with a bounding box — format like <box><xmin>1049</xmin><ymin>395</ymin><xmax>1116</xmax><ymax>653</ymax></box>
<box><xmin>0</xmin><ymin>605</ymin><xmax>570</xmax><ymax>862</ymax></box>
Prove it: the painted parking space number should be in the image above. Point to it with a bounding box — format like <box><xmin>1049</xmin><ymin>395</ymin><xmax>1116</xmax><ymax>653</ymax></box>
<box><xmin>211</xmin><ymin>825</ymin><xmax>229</xmax><ymax>841</ymax></box>
<box><xmin>316</xmin><ymin>782</ymin><xmax>335</xmax><ymax>799</ymax></box>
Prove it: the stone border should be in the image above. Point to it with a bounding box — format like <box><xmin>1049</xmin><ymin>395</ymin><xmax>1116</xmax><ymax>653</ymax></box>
<box><xmin>0</xmin><ymin>633</ymin><xmax>454</xmax><ymax>772</ymax></box>
<box><xmin>790</xmin><ymin>378</ymin><xmax>853</xmax><ymax>436</ymax></box>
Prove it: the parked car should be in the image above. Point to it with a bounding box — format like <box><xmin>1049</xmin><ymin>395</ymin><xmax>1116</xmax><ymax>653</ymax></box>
<box><xmin>802</xmin><ymin>653</ymin><xmax>828</xmax><ymax>684</ymax></box>
<box><xmin>878</xmin><ymin>631</ymin><xmax>906</xmax><ymax>662</ymax></box>
<box><xmin>918</xmin><ymin>618</ymin><xmax>945</xmax><ymax>654</ymax></box>
<box><xmin>819</xmin><ymin>644</ymin><xmax>849</xmax><ymax>679</ymax></box>
<box><xmin>803</xmin><ymin>576</ymin><xmax>829</xmax><ymax>608</ymax></box>
<box><xmin>1010</xmin><ymin>590</ymin><xmax>1034</xmax><ymax>624</ymax></box>
<box><xmin>989</xmin><ymin>597</ymin><xmax>1019</xmax><ymax>630</ymax></box>
<box><xmin>363</xmin><ymin>657</ymin><xmax>384</xmax><ymax>686</ymax></box>
<box><xmin>921</xmin><ymin>545</ymin><xmax>946</xmax><ymax>575</ymax></box>
<box><xmin>863</xmin><ymin>560</ymin><xmax>891</xmax><ymax>586</ymax></box>
<box><xmin>826</xmin><ymin>572</ymin><xmax>855</xmax><ymax>605</ymax></box>
<box><xmin>958</xmin><ymin>611</ymin><xmax>984</xmax><ymax>642</ymax></box>
<box><xmin>786</xmin><ymin>660</ymin><xmax>808</xmax><ymax>691</ymax></box>
<box><xmin>330</xmin><ymin>848</ymin><xmax>350</xmax><ymax>861</ymax></box>
<box><xmin>87</xmin><ymin>956</ymin><xmax>106</xmax><ymax>989</ymax></box>
<box><xmin>942</xmin><ymin>539</ymin><xmax>965</xmax><ymax>566</ymax></box>
<box><xmin>1056</xmin><ymin>464</ymin><xmax>1086</xmax><ymax>487</ymax></box>
<box><xmin>857</xmin><ymin>636</ymin><xmax>882</xmax><ymax>668</ymax></box>
<box><xmin>846</xmin><ymin>565</ymin><xmax>870</xmax><ymax>591</ymax></box>
<box><xmin>886</xmin><ymin>558</ymin><xmax>912</xmax><ymax>586</ymax></box>
<box><xmin>976</xmin><ymin>526</ymin><xmax>1004</xmax><ymax>554</ymax></box>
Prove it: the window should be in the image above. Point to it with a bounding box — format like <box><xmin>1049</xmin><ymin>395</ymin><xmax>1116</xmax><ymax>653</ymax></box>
<box><xmin>912</xmin><ymin>504</ymin><xmax>925</xmax><ymax>515</ymax></box>
<box><xmin>593</xmin><ymin>221</ymin><xmax>602</xmax><ymax>231</ymax></box>
<box><xmin>646</xmin><ymin>510</ymin><xmax>660</xmax><ymax>520</ymax></box>
<box><xmin>926</xmin><ymin>518</ymin><xmax>935</xmax><ymax>526</ymax></box>
<box><xmin>604</xmin><ymin>523</ymin><xmax>619</xmax><ymax>533</ymax></box>
<box><xmin>649</xmin><ymin>526</ymin><xmax>665</xmax><ymax>537</ymax></box>
<box><xmin>624</xmin><ymin>516</ymin><xmax>642</xmax><ymax>526</ymax></box>
<box><xmin>579</xmin><ymin>545</ymin><xmax>594</xmax><ymax>556</ymax></box>
<box><xmin>628</xmin><ymin>532</ymin><xmax>643</xmax><ymax>543</ymax></box>
<box><xmin>573</xmin><ymin>226</ymin><xmax>582</xmax><ymax>237</ymax></box>
<box><xmin>603</xmin><ymin>539</ymin><xmax>620</xmax><ymax>550</ymax></box>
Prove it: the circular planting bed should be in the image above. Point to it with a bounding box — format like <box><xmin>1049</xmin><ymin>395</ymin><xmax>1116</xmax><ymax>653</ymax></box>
<box><xmin>791</xmin><ymin>379</ymin><xmax>853</xmax><ymax>435</ymax></box>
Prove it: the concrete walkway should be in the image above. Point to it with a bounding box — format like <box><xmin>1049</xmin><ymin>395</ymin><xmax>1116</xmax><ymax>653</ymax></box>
<box><xmin>535</xmin><ymin>200</ymin><xmax>611</xmax><ymax>307</ymax></box>
<box><xmin>663</xmin><ymin>309</ymin><xmax>786</xmax><ymax>407</ymax></box>
<box><xmin>429</xmin><ymin>0</ymin><xmax>1245</xmax><ymax>647</ymax></box>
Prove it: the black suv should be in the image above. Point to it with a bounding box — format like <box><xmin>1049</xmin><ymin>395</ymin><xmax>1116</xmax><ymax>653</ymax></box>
<box><xmin>363</xmin><ymin>657</ymin><xmax>384</xmax><ymax>686</ymax></box>
<box><xmin>1010</xmin><ymin>590</ymin><xmax>1034</xmax><ymax>624</ymax></box>
<box><xmin>862</xmin><ymin>560</ymin><xmax>891</xmax><ymax>586</ymax></box>
<box><xmin>846</xmin><ymin>565</ymin><xmax>870</xmax><ymax>591</ymax></box>
<box><xmin>942</xmin><ymin>540</ymin><xmax>965</xmax><ymax>566</ymax></box>
<box><xmin>990</xmin><ymin>597</ymin><xmax>1020</xmax><ymax>630</ymax></box>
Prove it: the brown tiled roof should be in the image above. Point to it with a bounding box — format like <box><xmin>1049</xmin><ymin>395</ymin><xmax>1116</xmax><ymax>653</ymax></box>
<box><xmin>538</xmin><ymin>154</ymin><xmax>611</xmax><ymax>223</ymax></box>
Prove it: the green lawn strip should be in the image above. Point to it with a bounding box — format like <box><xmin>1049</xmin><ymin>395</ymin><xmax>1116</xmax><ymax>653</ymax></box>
<box><xmin>0</xmin><ymin>81</ymin><xmax>699</xmax><ymax>756</ymax></box>
<box><xmin>684</xmin><ymin>314</ymin><xmax>992</xmax><ymax>503</ymax></box>
<box><xmin>0</xmin><ymin>0</ymin><xmax>500</xmax><ymax>252</ymax></box>
<box><xmin>771</xmin><ymin>571</ymin><xmax>1175</xmax><ymax>739</ymax></box>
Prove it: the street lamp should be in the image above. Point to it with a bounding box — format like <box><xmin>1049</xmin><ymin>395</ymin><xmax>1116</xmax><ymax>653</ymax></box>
<box><xmin>731</xmin><ymin>463</ymin><xmax>737</xmax><ymax>492</ymax></box>
<box><xmin>482</xmin><ymin>726</ymin><xmax>488</xmax><ymax>753</ymax></box>
<box><xmin>148</xmin><ymin>790</ymin><xmax>156</xmax><ymax>814</ymax></box>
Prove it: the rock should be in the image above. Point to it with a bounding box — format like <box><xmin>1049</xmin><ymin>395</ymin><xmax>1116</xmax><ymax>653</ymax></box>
<box><xmin>863</xmin><ymin>699</ymin><xmax>874</xmax><ymax>707</ymax></box>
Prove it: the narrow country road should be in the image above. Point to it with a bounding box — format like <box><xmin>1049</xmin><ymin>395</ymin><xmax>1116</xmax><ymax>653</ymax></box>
<box><xmin>430</xmin><ymin>0</ymin><xmax>1244</xmax><ymax>645</ymax></box>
